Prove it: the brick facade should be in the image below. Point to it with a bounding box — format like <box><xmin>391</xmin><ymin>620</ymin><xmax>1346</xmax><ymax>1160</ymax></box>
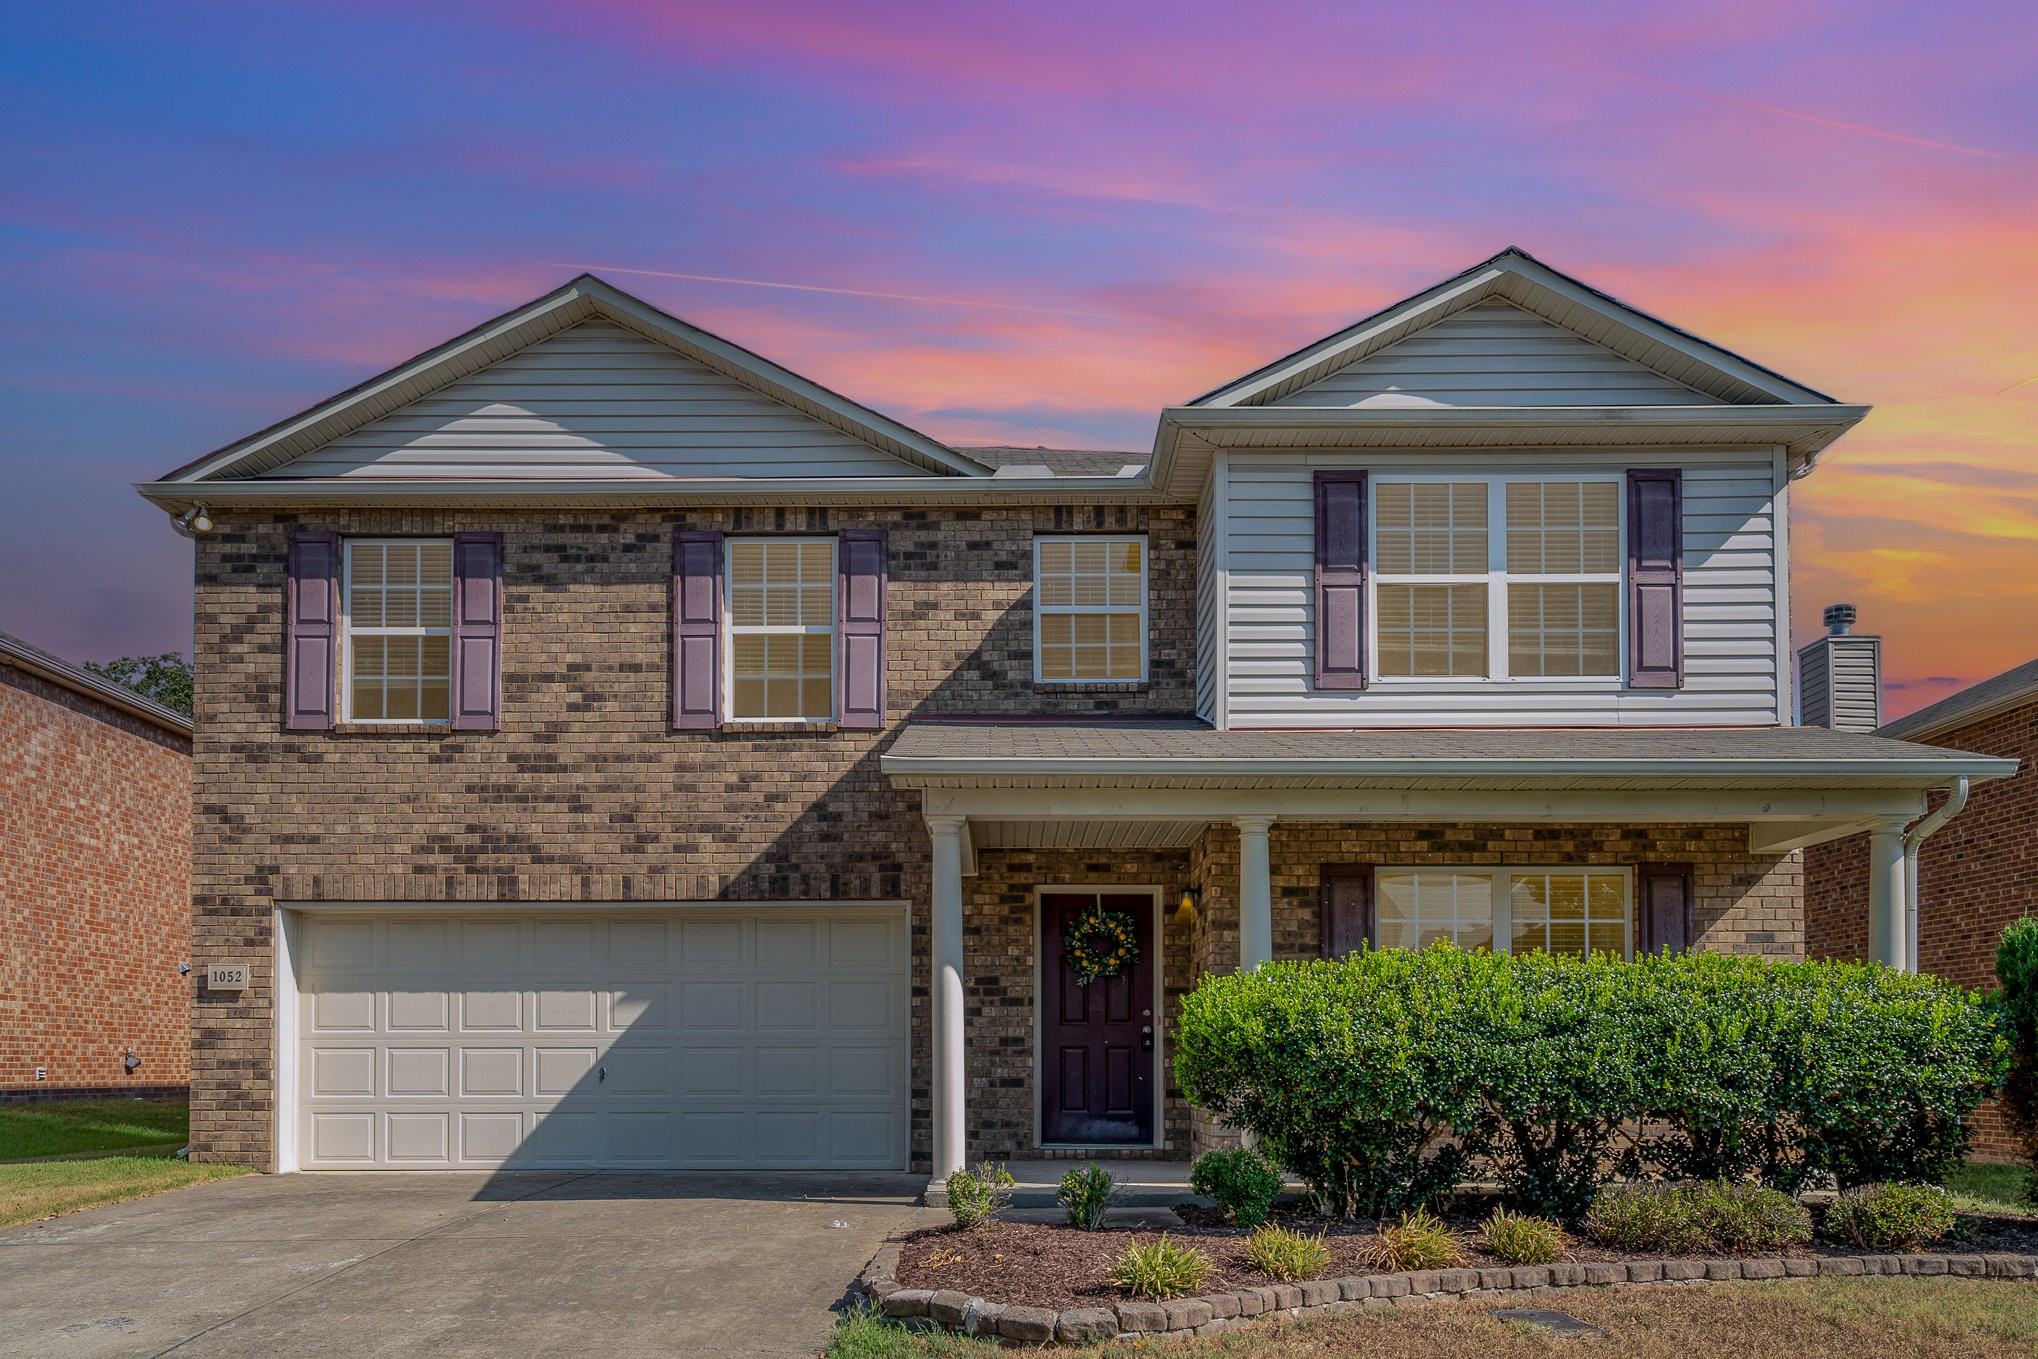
<box><xmin>1</xmin><ymin>660</ymin><xmax>191</xmax><ymax>1095</ymax></box>
<box><xmin>1805</xmin><ymin>696</ymin><xmax>2036</xmax><ymax>1160</ymax></box>
<box><xmin>187</xmin><ymin>505</ymin><xmax>1194</xmax><ymax>1169</ymax></box>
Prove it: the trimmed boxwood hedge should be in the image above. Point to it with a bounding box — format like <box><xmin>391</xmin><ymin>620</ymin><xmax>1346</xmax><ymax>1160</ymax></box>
<box><xmin>1174</xmin><ymin>944</ymin><xmax>2010</xmax><ymax>1220</ymax></box>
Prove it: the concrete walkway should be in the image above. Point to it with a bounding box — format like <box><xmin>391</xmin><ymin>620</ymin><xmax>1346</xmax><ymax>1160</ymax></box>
<box><xmin>0</xmin><ymin>1169</ymin><xmax>941</xmax><ymax>1358</ymax></box>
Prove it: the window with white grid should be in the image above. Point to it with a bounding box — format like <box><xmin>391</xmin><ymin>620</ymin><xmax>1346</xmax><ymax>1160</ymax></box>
<box><xmin>1034</xmin><ymin>537</ymin><xmax>1147</xmax><ymax>683</ymax></box>
<box><xmin>1370</xmin><ymin>476</ymin><xmax>1624</xmax><ymax>680</ymax></box>
<box><xmin>727</xmin><ymin>538</ymin><xmax>835</xmax><ymax>720</ymax></box>
<box><xmin>1374</xmin><ymin>868</ymin><xmax>1631</xmax><ymax>959</ymax></box>
<box><xmin>343</xmin><ymin>539</ymin><xmax>453</xmax><ymax>723</ymax></box>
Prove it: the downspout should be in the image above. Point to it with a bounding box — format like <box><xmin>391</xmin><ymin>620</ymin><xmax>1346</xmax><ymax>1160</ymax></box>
<box><xmin>1900</xmin><ymin>777</ymin><xmax>1968</xmax><ymax>974</ymax></box>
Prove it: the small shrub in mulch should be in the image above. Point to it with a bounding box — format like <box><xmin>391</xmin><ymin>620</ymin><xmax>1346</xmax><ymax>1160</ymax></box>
<box><xmin>1481</xmin><ymin>1208</ymin><xmax>1572</xmax><ymax>1265</ymax></box>
<box><xmin>1189</xmin><ymin>1146</ymin><xmax>1284</xmax><ymax>1228</ymax></box>
<box><xmin>1822</xmin><ymin>1183</ymin><xmax>1959</xmax><ymax>1251</ymax></box>
<box><xmin>1586</xmin><ymin>1181</ymin><xmax>1810</xmax><ymax>1254</ymax></box>
<box><xmin>1110</xmin><ymin>1234</ymin><xmax>1212</xmax><ymax>1299</ymax></box>
<box><xmin>1243</xmin><ymin>1224</ymin><xmax>1332</xmax><ymax>1280</ymax></box>
<box><xmin>1365</xmin><ymin>1206</ymin><xmax>1466</xmax><ymax>1271</ymax></box>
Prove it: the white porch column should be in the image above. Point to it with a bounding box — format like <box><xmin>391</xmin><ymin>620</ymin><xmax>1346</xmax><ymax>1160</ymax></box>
<box><xmin>927</xmin><ymin>813</ymin><xmax>968</xmax><ymax>1179</ymax></box>
<box><xmin>1867</xmin><ymin>818</ymin><xmax>1909</xmax><ymax>969</ymax></box>
<box><xmin>1236</xmin><ymin>814</ymin><xmax>1276</xmax><ymax>971</ymax></box>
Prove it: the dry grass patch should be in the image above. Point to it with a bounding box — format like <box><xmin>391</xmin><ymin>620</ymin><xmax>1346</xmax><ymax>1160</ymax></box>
<box><xmin>0</xmin><ymin>1155</ymin><xmax>252</xmax><ymax>1229</ymax></box>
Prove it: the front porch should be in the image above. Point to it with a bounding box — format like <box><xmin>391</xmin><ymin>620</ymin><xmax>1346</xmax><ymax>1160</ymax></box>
<box><xmin>884</xmin><ymin>722</ymin><xmax>2010</xmax><ymax>1181</ymax></box>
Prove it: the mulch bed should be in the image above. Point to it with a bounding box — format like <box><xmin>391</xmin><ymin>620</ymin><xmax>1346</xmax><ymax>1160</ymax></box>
<box><xmin>892</xmin><ymin>1204</ymin><xmax>2038</xmax><ymax>1312</ymax></box>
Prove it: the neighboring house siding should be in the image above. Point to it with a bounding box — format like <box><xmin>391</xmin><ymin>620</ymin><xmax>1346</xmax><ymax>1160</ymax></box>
<box><xmin>262</xmin><ymin>321</ymin><xmax>925</xmax><ymax>481</ymax></box>
<box><xmin>1222</xmin><ymin>449</ymin><xmax>1782</xmax><ymax>727</ymax></box>
<box><xmin>1805</xmin><ymin>695</ymin><xmax>2036</xmax><ymax>1160</ymax></box>
<box><xmin>185</xmin><ymin>503</ymin><xmax>1194</xmax><ymax>1169</ymax></box>
<box><xmin>0</xmin><ymin>663</ymin><xmax>191</xmax><ymax>1096</ymax></box>
<box><xmin>1271</xmin><ymin>300</ymin><xmax>1720</xmax><ymax>408</ymax></box>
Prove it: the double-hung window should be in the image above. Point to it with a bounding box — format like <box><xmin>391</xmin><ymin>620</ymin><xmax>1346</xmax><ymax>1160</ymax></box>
<box><xmin>342</xmin><ymin>539</ymin><xmax>453</xmax><ymax>723</ymax></box>
<box><xmin>1374</xmin><ymin>867</ymin><xmax>1631</xmax><ymax>959</ymax></box>
<box><xmin>727</xmin><ymin>538</ymin><xmax>835</xmax><ymax>720</ymax></box>
<box><xmin>1372</xmin><ymin>476</ymin><xmax>1622</xmax><ymax>680</ymax></box>
<box><xmin>1034</xmin><ymin>536</ymin><xmax>1147</xmax><ymax>683</ymax></box>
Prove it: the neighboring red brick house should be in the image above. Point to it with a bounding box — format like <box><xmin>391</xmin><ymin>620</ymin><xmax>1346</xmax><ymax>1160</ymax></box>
<box><xmin>0</xmin><ymin>630</ymin><xmax>193</xmax><ymax>1099</ymax></box>
<box><xmin>1806</xmin><ymin>656</ymin><xmax>2037</xmax><ymax>1159</ymax></box>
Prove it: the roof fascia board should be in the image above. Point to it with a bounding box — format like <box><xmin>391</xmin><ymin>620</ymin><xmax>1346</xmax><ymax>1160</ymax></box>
<box><xmin>0</xmin><ymin>636</ymin><xmax>194</xmax><ymax>736</ymax></box>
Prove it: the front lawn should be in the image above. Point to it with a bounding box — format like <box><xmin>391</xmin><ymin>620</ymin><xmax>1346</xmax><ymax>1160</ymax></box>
<box><xmin>829</xmin><ymin>1277</ymin><xmax>2038</xmax><ymax>1358</ymax></box>
<box><xmin>1944</xmin><ymin>1160</ymin><xmax>2034</xmax><ymax>1218</ymax></box>
<box><xmin>0</xmin><ymin>1097</ymin><xmax>190</xmax><ymax>1159</ymax></box>
<box><xmin>0</xmin><ymin>1155</ymin><xmax>251</xmax><ymax>1229</ymax></box>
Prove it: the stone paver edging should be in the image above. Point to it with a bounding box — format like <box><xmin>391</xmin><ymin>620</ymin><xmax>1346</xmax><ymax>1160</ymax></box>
<box><xmin>856</xmin><ymin>1245</ymin><xmax>2038</xmax><ymax>1344</ymax></box>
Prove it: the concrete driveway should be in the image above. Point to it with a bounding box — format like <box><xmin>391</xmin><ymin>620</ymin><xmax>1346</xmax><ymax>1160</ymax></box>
<box><xmin>0</xmin><ymin>1170</ymin><xmax>941</xmax><ymax>1358</ymax></box>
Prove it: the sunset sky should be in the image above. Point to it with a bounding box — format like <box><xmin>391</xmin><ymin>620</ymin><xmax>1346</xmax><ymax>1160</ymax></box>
<box><xmin>2</xmin><ymin>1</ymin><xmax>2032</xmax><ymax>716</ymax></box>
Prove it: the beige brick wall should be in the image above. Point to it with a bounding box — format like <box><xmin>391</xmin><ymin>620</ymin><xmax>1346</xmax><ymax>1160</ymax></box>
<box><xmin>188</xmin><ymin>504</ymin><xmax>1194</xmax><ymax>1169</ymax></box>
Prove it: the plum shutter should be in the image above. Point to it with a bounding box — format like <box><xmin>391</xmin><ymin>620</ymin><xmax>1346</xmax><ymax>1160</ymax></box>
<box><xmin>836</xmin><ymin>528</ymin><xmax>888</xmax><ymax>728</ymax></box>
<box><xmin>1319</xmin><ymin>864</ymin><xmax>1375</xmax><ymax>959</ymax></box>
<box><xmin>673</xmin><ymin>529</ymin><xmax>723</xmax><ymax>729</ymax></box>
<box><xmin>1314</xmin><ymin>470</ymin><xmax>1369</xmax><ymax>690</ymax></box>
<box><xmin>1626</xmin><ymin>468</ymin><xmax>1684</xmax><ymax>689</ymax></box>
<box><xmin>1636</xmin><ymin>863</ymin><xmax>1694</xmax><ymax>955</ymax></box>
<box><xmin>284</xmin><ymin>530</ymin><xmax>339</xmax><ymax>730</ymax></box>
<box><xmin>450</xmin><ymin>532</ymin><xmax>503</xmax><ymax>732</ymax></box>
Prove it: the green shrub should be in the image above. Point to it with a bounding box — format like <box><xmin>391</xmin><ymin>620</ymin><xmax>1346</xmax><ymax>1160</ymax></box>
<box><xmin>1584</xmin><ymin>1181</ymin><xmax>1810</xmax><ymax>1254</ymax></box>
<box><xmin>1479</xmin><ymin>1209</ymin><xmax>1571</xmax><ymax>1265</ymax></box>
<box><xmin>1175</xmin><ymin>944</ymin><xmax>2010</xmax><ymax>1219</ymax></box>
<box><xmin>1822</xmin><ymin>1182</ymin><xmax>1959</xmax><ymax>1250</ymax></box>
<box><xmin>1110</xmin><ymin>1234</ymin><xmax>1212</xmax><ymax>1299</ymax></box>
<box><xmin>1189</xmin><ymin>1147</ymin><xmax>1285</xmax><ymax>1228</ymax></box>
<box><xmin>1243</xmin><ymin>1225</ymin><xmax>1332</xmax><ymax>1281</ymax></box>
<box><xmin>1057</xmin><ymin>1162</ymin><xmax>1118</xmax><ymax>1230</ymax></box>
<box><xmin>944</xmin><ymin>1161</ymin><xmax>1014</xmax><ymax>1229</ymax></box>
<box><xmin>1996</xmin><ymin>916</ymin><xmax>2038</xmax><ymax>1207</ymax></box>
<box><xmin>1364</xmin><ymin>1206</ymin><xmax>1465</xmax><ymax>1271</ymax></box>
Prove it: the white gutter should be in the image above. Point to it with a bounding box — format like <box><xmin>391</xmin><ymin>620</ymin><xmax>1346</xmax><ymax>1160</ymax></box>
<box><xmin>1900</xmin><ymin>776</ymin><xmax>1969</xmax><ymax>974</ymax></box>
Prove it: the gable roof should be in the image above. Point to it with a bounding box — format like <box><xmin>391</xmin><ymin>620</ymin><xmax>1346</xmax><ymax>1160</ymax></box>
<box><xmin>0</xmin><ymin>630</ymin><xmax>193</xmax><ymax>738</ymax></box>
<box><xmin>1881</xmin><ymin>657</ymin><xmax>2038</xmax><ymax>743</ymax></box>
<box><xmin>1189</xmin><ymin>248</ymin><xmax>1839</xmax><ymax>409</ymax></box>
<box><xmin>150</xmin><ymin>274</ymin><xmax>991</xmax><ymax>486</ymax></box>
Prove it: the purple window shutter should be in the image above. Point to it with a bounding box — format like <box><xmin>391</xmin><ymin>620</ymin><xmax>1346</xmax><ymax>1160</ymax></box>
<box><xmin>284</xmin><ymin>530</ymin><xmax>338</xmax><ymax>730</ymax></box>
<box><xmin>1314</xmin><ymin>470</ymin><xmax>1368</xmax><ymax>690</ymax></box>
<box><xmin>1627</xmin><ymin>468</ymin><xmax>1684</xmax><ymax>689</ymax></box>
<box><xmin>450</xmin><ymin>532</ymin><xmax>503</xmax><ymax>732</ymax></box>
<box><xmin>673</xmin><ymin>529</ymin><xmax>723</xmax><ymax>729</ymax></box>
<box><xmin>1636</xmin><ymin>863</ymin><xmax>1694</xmax><ymax>955</ymax></box>
<box><xmin>1319</xmin><ymin>864</ymin><xmax>1375</xmax><ymax>959</ymax></box>
<box><xmin>836</xmin><ymin>528</ymin><xmax>888</xmax><ymax>728</ymax></box>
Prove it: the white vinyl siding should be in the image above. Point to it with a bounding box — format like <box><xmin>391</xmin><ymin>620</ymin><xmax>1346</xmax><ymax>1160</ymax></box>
<box><xmin>1195</xmin><ymin>463</ymin><xmax>1224</xmax><ymax>723</ymax></box>
<box><xmin>727</xmin><ymin>539</ymin><xmax>835</xmax><ymax>721</ymax></box>
<box><xmin>1272</xmin><ymin>299</ymin><xmax>1719</xmax><ymax>408</ymax></box>
<box><xmin>1222</xmin><ymin>450</ymin><xmax>1782</xmax><ymax>727</ymax></box>
<box><xmin>266</xmin><ymin>321</ymin><xmax>924</xmax><ymax>481</ymax></box>
<box><xmin>1375</xmin><ymin>867</ymin><xmax>1631</xmax><ymax>959</ymax></box>
<box><xmin>1034</xmin><ymin>537</ymin><xmax>1148</xmax><ymax>683</ymax></box>
<box><xmin>342</xmin><ymin>539</ymin><xmax>453</xmax><ymax>724</ymax></box>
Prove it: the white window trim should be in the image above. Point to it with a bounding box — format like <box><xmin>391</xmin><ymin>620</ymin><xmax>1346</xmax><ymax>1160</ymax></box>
<box><xmin>1374</xmin><ymin>865</ymin><xmax>1634</xmax><ymax>960</ymax></box>
<box><xmin>1367</xmin><ymin>472</ymin><xmax>1626</xmax><ymax>685</ymax></box>
<box><xmin>339</xmin><ymin>536</ymin><xmax>454</xmax><ymax>726</ymax></box>
<box><xmin>723</xmin><ymin>535</ymin><xmax>837</xmax><ymax>724</ymax></box>
<box><xmin>1032</xmin><ymin>534</ymin><xmax>1150</xmax><ymax>685</ymax></box>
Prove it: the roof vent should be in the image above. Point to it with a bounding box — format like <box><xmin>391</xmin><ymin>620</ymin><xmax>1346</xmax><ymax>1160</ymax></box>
<box><xmin>1798</xmin><ymin>604</ymin><xmax>1881</xmax><ymax>732</ymax></box>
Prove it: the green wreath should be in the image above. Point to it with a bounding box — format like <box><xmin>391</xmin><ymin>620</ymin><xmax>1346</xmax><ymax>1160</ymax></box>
<box><xmin>1062</xmin><ymin>902</ymin><xmax>1141</xmax><ymax>986</ymax></box>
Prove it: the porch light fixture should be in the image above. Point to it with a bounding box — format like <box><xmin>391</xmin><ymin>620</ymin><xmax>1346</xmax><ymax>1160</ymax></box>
<box><xmin>1175</xmin><ymin>887</ymin><xmax>1200</xmax><ymax>923</ymax></box>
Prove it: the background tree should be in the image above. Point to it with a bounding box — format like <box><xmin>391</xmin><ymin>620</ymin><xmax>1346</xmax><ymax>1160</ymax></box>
<box><xmin>1996</xmin><ymin>916</ymin><xmax>2038</xmax><ymax>1206</ymax></box>
<box><xmin>84</xmin><ymin>652</ymin><xmax>192</xmax><ymax>719</ymax></box>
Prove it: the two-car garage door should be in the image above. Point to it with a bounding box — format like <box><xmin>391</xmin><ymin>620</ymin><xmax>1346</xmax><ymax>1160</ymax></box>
<box><xmin>291</xmin><ymin>906</ymin><xmax>908</xmax><ymax>1170</ymax></box>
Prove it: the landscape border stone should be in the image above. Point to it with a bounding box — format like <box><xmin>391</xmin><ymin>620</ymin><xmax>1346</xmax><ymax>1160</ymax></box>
<box><xmin>853</xmin><ymin>1245</ymin><xmax>2038</xmax><ymax>1345</ymax></box>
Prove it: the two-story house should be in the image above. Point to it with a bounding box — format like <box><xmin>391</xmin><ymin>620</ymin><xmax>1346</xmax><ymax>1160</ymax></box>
<box><xmin>138</xmin><ymin>249</ymin><xmax>2014</xmax><ymax>1183</ymax></box>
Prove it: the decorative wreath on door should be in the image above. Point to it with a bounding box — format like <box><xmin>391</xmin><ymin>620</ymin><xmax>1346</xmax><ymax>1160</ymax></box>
<box><xmin>1062</xmin><ymin>902</ymin><xmax>1141</xmax><ymax>986</ymax></box>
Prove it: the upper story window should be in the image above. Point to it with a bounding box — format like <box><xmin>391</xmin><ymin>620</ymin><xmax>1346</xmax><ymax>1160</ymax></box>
<box><xmin>727</xmin><ymin>538</ymin><xmax>835</xmax><ymax>720</ymax></box>
<box><xmin>1374</xmin><ymin>866</ymin><xmax>1630</xmax><ymax>959</ymax></box>
<box><xmin>1372</xmin><ymin>476</ymin><xmax>1621</xmax><ymax>681</ymax></box>
<box><xmin>1034</xmin><ymin>536</ymin><xmax>1147</xmax><ymax>683</ymax></box>
<box><xmin>343</xmin><ymin>539</ymin><xmax>453</xmax><ymax>723</ymax></box>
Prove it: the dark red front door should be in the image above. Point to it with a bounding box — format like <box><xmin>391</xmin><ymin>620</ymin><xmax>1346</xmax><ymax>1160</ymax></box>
<box><xmin>1040</xmin><ymin>892</ymin><xmax>1156</xmax><ymax>1145</ymax></box>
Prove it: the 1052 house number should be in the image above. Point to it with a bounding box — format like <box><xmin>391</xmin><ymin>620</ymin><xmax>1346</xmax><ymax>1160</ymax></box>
<box><xmin>206</xmin><ymin>964</ymin><xmax>250</xmax><ymax>991</ymax></box>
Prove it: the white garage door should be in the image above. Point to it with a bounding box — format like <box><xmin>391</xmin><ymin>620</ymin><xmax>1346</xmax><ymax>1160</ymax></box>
<box><xmin>292</xmin><ymin>907</ymin><xmax>909</xmax><ymax>1170</ymax></box>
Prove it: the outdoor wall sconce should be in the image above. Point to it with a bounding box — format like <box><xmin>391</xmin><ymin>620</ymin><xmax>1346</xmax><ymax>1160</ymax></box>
<box><xmin>122</xmin><ymin>1051</ymin><xmax>142</xmax><ymax>1073</ymax></box>
<box><xmin>1174</xmin><ymin>887</ymin><xmax>1200</xmax><ymax>923</ymax></box>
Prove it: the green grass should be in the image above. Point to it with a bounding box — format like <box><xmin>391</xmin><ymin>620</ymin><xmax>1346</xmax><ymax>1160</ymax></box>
<box><xmin>0</xmin><ymin>1155</ymin><xmax>252</xmax><ymax>1229</ymax></box>
<box><xmin>1943</xmin><ymin>1160</ymin><xmax>2033</xmax><ymax>1217</ymax></box>
<box><xmin>0</xmin><ymin>1098</ymin><xmax>190</xmax><ymax>1160</ymax></box>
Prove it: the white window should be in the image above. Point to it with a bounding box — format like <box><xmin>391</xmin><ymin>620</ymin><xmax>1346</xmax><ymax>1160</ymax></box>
<box><xmin>1034</xmin><ymin>537</ymin><xmax>1147</xmax><ymax>683</ymax></box>
<box><xmin>1374</xmin><ymin>867</ymin><xmax>1631</xmax><ymax>959</ymax></box>
<box><xmin>727</xmin><ymin>538</ymin><xmax>835</xmax><ymax>720</ymax></box>
<box><xmin>1371</xmin><ymin>476</ymin><xmax>1623</xmax><ymax>681</ymax></box>
<box><xmin>343</xmin><ymin>539</ymin><xmax>453</xmax><ymax>723</ymax></box>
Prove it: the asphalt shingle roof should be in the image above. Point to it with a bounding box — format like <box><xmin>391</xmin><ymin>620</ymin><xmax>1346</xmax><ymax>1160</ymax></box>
<box><xmin>1881</xmin><ymin>658</ymin><xmax>2038</xmax><ymax>742</ymax></box>
<box><xmin>955</xmin><ymin>445</ymin><xmax>1147</xmax><ymax>477</ymax></box>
